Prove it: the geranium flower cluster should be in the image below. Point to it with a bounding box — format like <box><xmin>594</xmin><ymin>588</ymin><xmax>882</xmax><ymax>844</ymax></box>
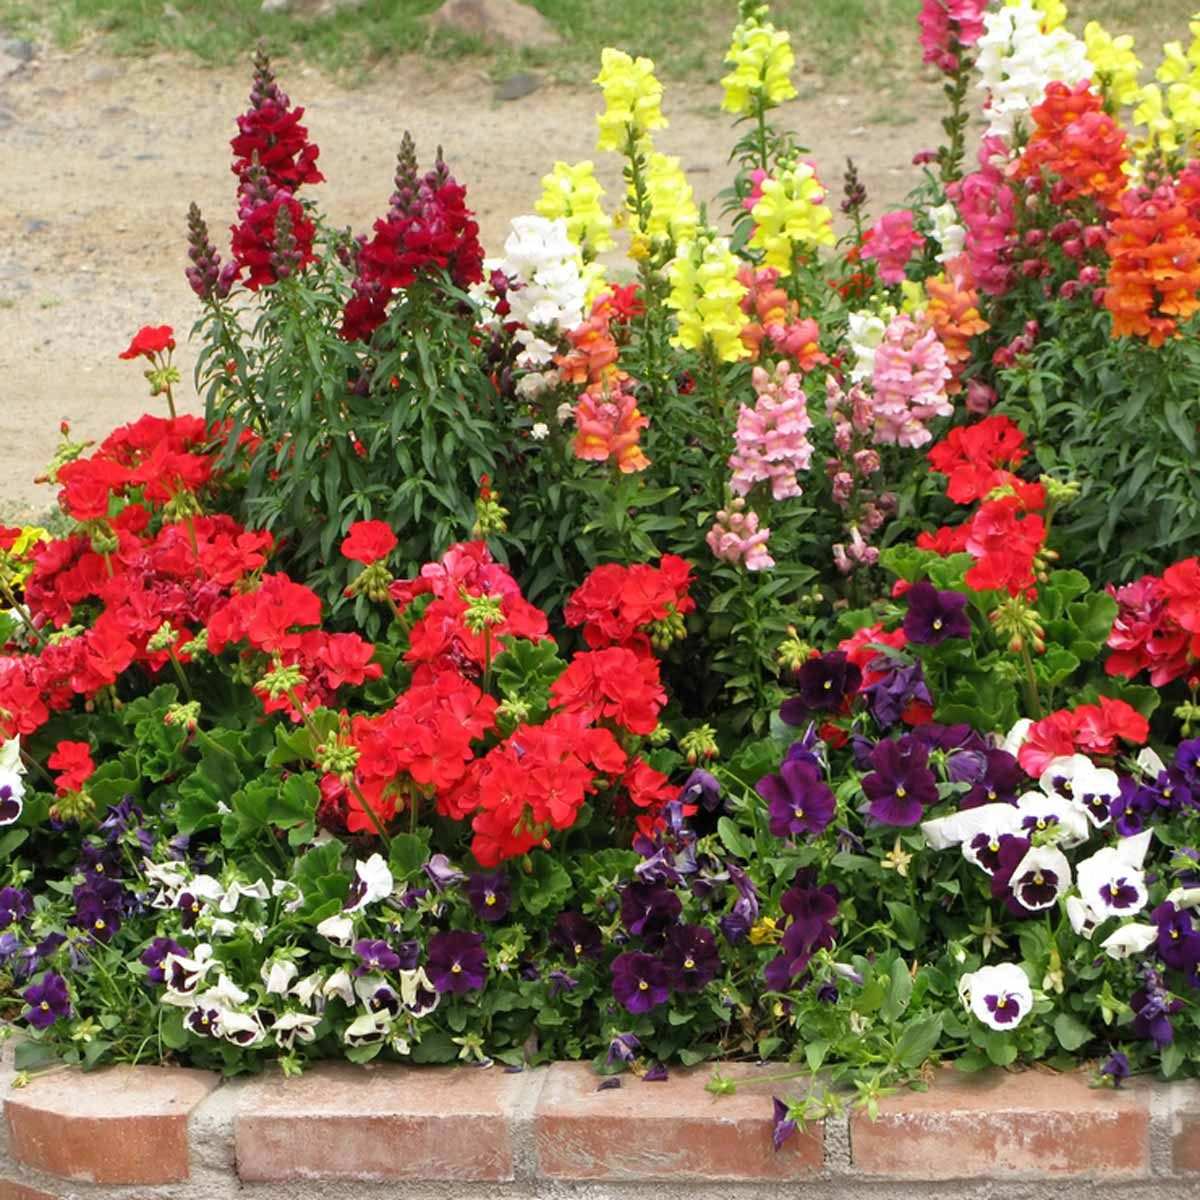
<box><xmin>564</xmin><ymin>555</ymin><xmax>695</xmax><ymax>654</ymax></box>
<box><xmin>1106</xmin><ymin>558</ymin><xmax>1200</xmax><ymax>687</ymax></box>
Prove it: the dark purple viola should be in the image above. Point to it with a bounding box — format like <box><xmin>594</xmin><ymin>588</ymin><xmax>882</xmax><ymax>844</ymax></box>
<box><xmin>634</xmin><ymin>843</ymin><xmax>683</xmax><ymax>886</ymax></box>
<box><xmin>1148</xmin><ymin>768</ymin><xmax>1194</xmax><ymax>812</ymax></box>
<box><xmin>549</xmin><ymin>911</ymin><xmax>603</xmax><ymax>964</ymax></box>
<box><xmin>642</xmin><ymin>1061</ymin><xmax>669</xmax><ymax>1082</ymax></box>
<box><xmin>23</xmin><ymin>972</ymin><xmax>70</xmax><ymax>1029</ymax></box>
<box><xmin>611</xmin><ymin>951</ymin><xmax>670</xmax><ymax>1014</ymax></box>
<box><xmin>606</xmin><ymin>1031</ymin><xmax>640</xmax><ymax>1065</ymax></box>
<box><xmin>780</xmin><ymin>869</ymin><xmax>839</xmax><ymax>950</ymax></box>
<box><xmin>779</xmin><ymin>652</ymin><xmax>862</xmax><ymax>724</ymax></box>
<box><xmin>619</xmin><ymin>882</ymin><xmax>681</xmax><ymax>945</ymax></box>
<box><xmin>548</xmin><ymin>969</ymin><xmax>578</xmax><ymax>997</ymax></box>
<box><xmin>862</xmin><ymin>736</ymin><xmax>938</xmax><ymax>827</ymax></box>
<box><xmin>353</xmin><ymin>938</ymin><xmax>402</xmax><ymax>975</ymax></box>
<box><xmin>1099</xmin><ymin>1051</ymin><xmax>1130</xmax><ymax>1085</ymax></box>
<box><xmin>139</xmin><ymin>936</ymin><xmax>185</xmax><ymax>986</ymax></box>
<box><xmin>662</xmin><ymin>924</ymin><xmax>719</xmax><ymax>992</ymax></box>
<box><xmin>465</xmin><ymin>871</ymin><xmax>511</xmax><ymax>922</ymax></box>
<box><xmin>1110</xmin><ymin>779</ymin><xmax>1156</xmax><ymax>837</ymax></box>
<box><xmin>962</xmin><ymin>749</ymin><xmax>1023</xmax><ymax>808</ymax></box>
<box><xmin>764</xmin><ymin>924</ymin><xmax>818</xmax><ymax>993</ymax></box>
<box><xmin>99</xmin><ymin>796</ymin><xmax>144</xmax><ymax>841</ymax></box>
<box><xmin>678</xmin><ymin>768</ymin><xmax>722</xmax><ymax>812</ymax></box>
<box><xmin>1175</xmin><ymin>738</ymin><xmax>1200</xmax><ymax>788</ymax></box>
<box><xmin>1132</xmin><ymin>970</ymin><xmax>1181</xmax><ymax>1048</ymax></box>
<box><xmin>73</xmin><ymin>878</ymin><xmax>124</xmax><ymax>944</ymax></box>
<box><xmin>187</xmin><ymin>1007</ymin><xmax>221</xmax><ymax>1037</ymax></box>
<box><xmin>176</xmin><ymin>890</ymin><xmax>203</xmax><ymax>930</ymax></box>
<box><xmin>772</xmin><ymin>1097</ymin><xmax>798</xmax><ymax>1152</ymax></box>
<box><xmin>758</xmin><ymin>758</ymin><xmax>836</xmax><ymax>840</ymax></box>
<box><xmin>988</xmin><ymin>836</ymin><xmax>1034</xmax><ymax>915</ymax></box>
<box><xmin>902</xmin><ymin>580</ymin><xmax>972</xmax><ymax>645</ymax></box>
<box><xmin>426</xmin><ymin>930</ymin><xmax>488</xmax><ymax>994</ymax></box>
<box><xmin>78</xmin><ymin>843</ymin><xmax>119</xmax><ymax>883</ymax></box>
<box><xmin>719</xmin><ymin>863</ymin><xmax>760</xmax><ymax>945</ymax></box>
<box><xmin>0</xmin><ymin>886</ymin><xmax>32</xmax><ymax>930</ymax></box>
<box><xmin>1152</xmin><ymin>902</ymin><xmax>1200</xmax><ymax>972</ymax></box>
<box><xmin>861</xmin><ymin>656</ymin><xmax>932</xmax><ymax>729</ymax></box>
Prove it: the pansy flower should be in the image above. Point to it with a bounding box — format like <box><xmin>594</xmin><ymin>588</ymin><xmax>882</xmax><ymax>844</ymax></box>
<box><xmin>1151</xmin><ymin>902</ymin><xmax>1200</xmax><ymax>972</ymax></box>
<box><xmin>902</xmin><ymin>580</ymin><xmax>972</xmax><ymax>645</ymax></box>
<box><xmin>353</xmin><ymin>939</ymin><xmax>402</xmax><ymax>976</ymax></box>
<box><xmin>779</xmin><ymin>651</ymin><xmax>861</xmax><ymax>722</ymax></box>
<box><xmin>662</xmin><ymin>924</ymin><xmax>719</xmax><ymax>992</ymax></box>
<box><xmin>344</xmin><ymin>854</ymin><xmax>394</xmax><ymax>913</ymax></box>
<box><xmin>1014</xmin><ymin>790</ymin><xmax>1090</xmax><ymax>848</ymax></box>
<box><xmin>757</xmin><ymin>757</ymin><xmax>836</xmax><ymax>839</ymax></box>
<box><xmin>1109</xmin><ymin>778</ymin><xmax>1157</xmax><ymax>837</ymax></box>
<box><xmin>1100</xmin><ymin>923</ymin><xmax>1158</xmax><ymax>960</ymax></box>
<box><xmin>465</xmin><ymin>871</ymin><xmax>512</xmax><ymax>922</ymax></box>
<box><xmin>1076</xmin><ymin>832</ymin><xmax>1152</xmax><ymax>920</ymax></box>
<box><xmin>1008</xmin><ymin>844</ymin><xmax>1071</xmax><ymax>912</ymax></box>
<box><xmin>23</xmin><ymin>971</ymin><xmax>71</xmax><ymax>1028</ymax></box>
<box><xmin>426</xmin><ymin>931</ymin><xmax>487</xmax><ymax>994</ymax></box>
<box><xmin>611</xmin><ymin>951</ymin><xmax>671</xmax><ymax>1013</ymax></box>
<box><xmin>863</xmin><ymin>736</ymin><xmax>938</xmax><ymax>826</ymax></box>
<box><xmin>0</xmin><ymin>769</ymin><xmax>24</xmax><ymax>826</ymax></box>
<box><xmin>961</xmin><ymin>962</ymin><xmax>1033</xmax><ymax>1030</ymax></box>
<box><xmin>619</xmin><ymin>882</ymin><xmax>682</xmax><ymax>945</ymax></box>
<box><xmin>550</xmin><ymin>911</ymin><xmax>603</xmax><ymax>964</ymax></box>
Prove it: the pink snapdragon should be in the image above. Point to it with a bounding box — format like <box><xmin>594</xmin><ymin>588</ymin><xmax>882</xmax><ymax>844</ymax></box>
<box><xmin>870</xmin><ymin>313</ymin><xmax>953</xmax><ymax>447</ymax></box>
<box><xmin>707</xmin><ymin>500</ymin><xmax>775</xmax><ymax>571</ymax></box>
<box><xmin>728</xmin><ymin>363</ymin><xmax>815</xmax><ymax>501</ymax></box>
<box><xmin>948</xmin><ymin>138</ymin><xmax>1016</xmax><ymax>297</ymax></box>
<box><xmin>918</xmin><ymin>0</ymin><xmax>989</xmax><ymax>74</ymax></box>
<box><xmin>860</xmin><ymin>211</ymin><xmax>925</xmax><ymax>285</ymax></box>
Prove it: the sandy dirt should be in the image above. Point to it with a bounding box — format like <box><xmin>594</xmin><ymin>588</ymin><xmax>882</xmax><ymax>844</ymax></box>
<box><xmin>0</xmin><ymin>44</ymin><xmax>947</xmax><ymax>512</ymax></box>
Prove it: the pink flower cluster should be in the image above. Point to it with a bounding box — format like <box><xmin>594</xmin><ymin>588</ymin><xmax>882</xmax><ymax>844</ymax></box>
<box><xmin>918</xmin><ymin>0</ymin><xmax>989</xmax><ymax>74</ymax></box>
<box><xmin>728</xmin><ymin>363</ymin><xmax>815</xmax><ymax>501</ymax></box>
<box><xmin>706</xmin><ymin>499</ymin><xmax>774</xmax><ymax>571</ymax></box>
<box><xmin>948</xmin><ymin>138</ymin><xmax>1017</xmax><ymax>297</ymax></box>
<box><xmin>861</xmin><ymin>210</ymin><xmax>925</xmax><ymax>285</ymax></box>
<box><xmin>870</xmin><ymin>313</ymin><xmax>954</xmax><ymax>447</ymax></box>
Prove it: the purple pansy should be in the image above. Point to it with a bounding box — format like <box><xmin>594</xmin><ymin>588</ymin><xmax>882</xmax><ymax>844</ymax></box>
<box><xmin>861</xmin><ymin>656</ymin><xmax>933</xmax><ymax>729</ymax></box>
<box><xmin>0</xmin><ymin>886</ymin><xmax>32</xmax><ymax>930</ymax></box>
<box><xmin>1151</xmin><ymin>902</ymin><xmax>1200</xmax><ymax>973</ymax></box>
<box><xmin>758</xmin><ymin>758</ymin><xmax>836</xmax><ymax>839</ymax></box>
<box><xmin>779</xmin><ymin>652</ymin><xmax>862</xmax><ymax>723</ymax></box>
<box><xmin>549</xmin><ymin>912</ymin><xmax>603</xmax><ymax>964</ymax></box>
<box><xmin>772</xmin><ymin>1097</ymin><xmax>798</xmax><ymax>1152</ymax></box>
<box><xmin>354</xmin><ymin>939</ymin><xmax>402</xmax><ymax>975</ymax></box>
<box><xmin>611</xmin><ymin>951</ymin><xmax>671</xmax><ymax>1014</ymax></box>
<box><xmin>862</xmin><ymin>736</ymin><xmax>939</xmax><ymax>826</ymax></box>
<box><xmin>619</xmin><ymin>882</ymin><xmax>681</xmax><ymax>946</ymax></box>
<box><xmin>23</xmin><ymin>972</ymin><xmax>70</xmax><ymax>1029</ymax></box>
<box><xmin>139</xmin><ymin>937</ymin><xmax>185</xmax><ymax>985</ymax></box>
<box><xmin>1099</xmin><ymin>1051</ymin><xmax>1130</xmax><ymax>1085</ymax></box>
<box><xmin>606</xmin><ymin>1031</ymin><xmax>640</xmax><ymax>1065</ymax></box>
<box><xmin>902</xmin><ymin>581</ymin><xmax>972</xmax><ymax>645</ymax></box>
<box><xmin>678</xmin><ymin>769</ymin><xmax>722</xmax><ymax>812</ymax></box>
<box><xmin>719</xmin><ymin>863</ymin><xmax>760</xmax><ymax>945</ymax></box>
<box><xmin>465</xmin><ymin>871</ymin><xmax>511</xmax><ymax>922</ymax></box>
<box><xmin>1132</xmin><ymin>968</ymin><xmax>1181</xmax><ymax>1047</ymax></box>
<box><xmin>426</xmin><ymin>931</ymin><xmax>488</xmax><ymax>994</ymax></box>
<box><xmin>662</xmin><ymin>924</ymin><xmax>719</xmax><ymax>992</ymax></box>
<box><xmin>423</xmin><ymin>853</ymin><xmax>466</xmax><ymax>892</ymax></box>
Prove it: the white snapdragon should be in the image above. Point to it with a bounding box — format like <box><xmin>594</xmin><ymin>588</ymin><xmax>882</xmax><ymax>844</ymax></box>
<box><xmin>926</xmin><ymin>202</ymin><xmax>966</xmax><ymax>263</ymax></box>
<box><xmin>846</xmin><ymin>307</ymin><xmax>894</xmax><ymax>383</ymax></box>
<box><xmin>975</xmin><ymin>0</ymin><xmax>1093</xmax><ymax>138</ymax></box>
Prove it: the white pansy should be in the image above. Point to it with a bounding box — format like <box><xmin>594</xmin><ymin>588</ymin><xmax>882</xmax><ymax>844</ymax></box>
<box><xmin>271</xmin><ymin>1011</ymin><xmax>321</xmax><ymax>1049</ymax></box>
<box><xmin>1014</xmin><ymin>790</ymin><xmax>1090</xmax><ymax>848</ymax></box>
<box><xmin>922</xmin><ymin>802</ymin><xmax>1021</xmax><ymax>852</ymax></box>
<box><xmin>1100</xmin><ymin>923</ymin><xmax>1158</xmax><ymax>960</ymax></box>
<box><xmin>187</xmin><ymin>874</ymin><xmax>225</xmax><ymax>902</ymax></box>
<box><xmin>1001</xmin><ymin>718</ymin><xmax>1032</xmax><ymax>758</ymax></box>
<box><xmin>143</xmin><ymin>860</ymin><xmax>189</xmax><ymax>907</ymax></box>
<box><xmin>317</xmin><ymin>914</ymin><xmax>355</xmax><ymax>946</ymax></box>
<box><xmin>343</xmin><ymin>1009</ymin><xmax>392</xmax><ymax>1046</ymax></box>
<box><xmin>290</xmin><ymin>972</ymin><xmax>327</xmax><ymax>1010</ymax></box>
<box><xmin>1167</xmin><ymin>887</ymin><xmax>1200</xmax><ymax>910</ymax></box>
<box><xmin>1066</xmin><ymin>895</ymin><xmax>1101</xmax><ymax>939</ymax></box>
<box><xmin>206</xmin><ymin>917</ymin><xmax>238</xmax><ymax>939</ymax></box>
<box><xmin>1076</xmin><ymin>833</ymin><xmax>1153</xmax><ymax>919</ymax></box>
<box><xmin>1039</xmin><ymin>755</ymin><xmax>1119</xmax><ymax>827</ymax></box>
<box><xmin>962</xmin><ymin>962</ymin><xmax>1034</xmax><ymax>1031</ymax></box>
<box><xmin>0</xmin><ymin>735</ymin><xmax>25</xmax><ymax>776</ymax></box>
<box><xmin>322</xmin><ymin>969</ymin><xmax>355</xmax><ymax>1007</ymax></box>
<box><xmin>270</xmin><ymin>879</ymin><xmax>305</xmax><ymax>913</ymax></box>
<box><xmin>1136</xmin><ymin>747</ymin><xmax>1166</xmax><ymax>777</ymax></box>
<box><xmin>926</xmin><ymin>202</ymin><xmax>966</xmax><ymax>263</ymax></box>
<box><xmin>161</xmin><ymin>946</ymin><xmax>216</xmax><ymax>1005</ymax></box>
<box><xmin>261</xmin><ymin>958</ymin><xmax>299</xmax><ymax>996</ymax></box>
<box><xmin>218</xmin><ymin>879</ymin><xmax>270</xmax><ymax>914</ymax></box>
<box><xmin>399</xmin><ymin>968</ymin><xmax>440</xmax><ymax>1018</ymax></box>
<box><xmin>1009</xmin><ymin>844</ymin><xmax>1072</xmax><ymax>912</ymax></box>
<box><xmin>975</xmin><ymin>0</ymin><xmax>1093</xmax><ymax>137</ymax></box>
<box><xmin>219</xmin><ymin>1009</ymin><xmax>266</xmax><ymax>1047</ymax></box>
<box><xmin>199</xmin><ymin>973</ymin><xmax>250</xmax><ymax>1010</ymax></box>
<box><xmin>344</xmin><ymin>854</ymin><xmax>394</xmax><ymax>914</ymax></box>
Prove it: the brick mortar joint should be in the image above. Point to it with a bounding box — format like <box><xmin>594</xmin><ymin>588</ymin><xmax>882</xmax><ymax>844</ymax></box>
<box><xmin>506</xmin><ymin>1066</ymin><xmax>551</xmax><ymax>1183</ymax></box>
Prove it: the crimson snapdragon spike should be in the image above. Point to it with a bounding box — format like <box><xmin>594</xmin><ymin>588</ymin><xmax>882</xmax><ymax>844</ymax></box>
<box><xmin>185</xmin><ymin>202</ymin><xmax>235</xmax><ymax>302</ymax></box>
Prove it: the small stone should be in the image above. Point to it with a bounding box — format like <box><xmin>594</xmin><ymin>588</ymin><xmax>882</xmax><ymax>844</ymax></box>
<box><xmin>163</xmin><ymin>3</ymin><xmax>183</xmax><ymax>19</ymax></box>
<box><xmin>429</xmin><ymin>0</ymin><xmax>562</xmax><ymax>50</ymax></box>
<box><xmin>84</xmin><ymin>63</ymin><xmax>118</xmax><ymax>83</ymax></box>
<box><xmin>0</xmin><ymin>52</ymin><xmax>23</xmax><ymax>80</ymax></box>
<box><xmin>2</xmin><ymin>38</ymin><xmax>36</xmax><ymax>62</ymax></box>
<box><xmin>493</xmin><ymin>71</ymin><xmax>541</xmax><ymax>102</ymax></box>
<box><xmin>0</xmin><ymin>107</ymin><xmax>14</xmax><ymax>130</ymax></box>
<box><xmin>24</xmin><ymin>219</ymin><xmax>49</xmax><ymax>234</ymax></box>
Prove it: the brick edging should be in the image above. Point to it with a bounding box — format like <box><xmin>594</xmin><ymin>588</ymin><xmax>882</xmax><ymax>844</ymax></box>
<box><xmin>2</xmin><ymin>1050</ymin><xmax>1200</xmax><ymax>1199</ymax></box>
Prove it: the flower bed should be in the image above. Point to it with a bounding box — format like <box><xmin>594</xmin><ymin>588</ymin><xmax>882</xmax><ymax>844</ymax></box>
<box><xmin>2</xmin><ymin>0</ymin><xmax>1200</xmax><ymax>1150</ymax></box>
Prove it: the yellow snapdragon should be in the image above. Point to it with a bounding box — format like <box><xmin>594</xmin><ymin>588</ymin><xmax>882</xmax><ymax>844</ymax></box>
<box><xmin>594</xmin><ymin>48</ymin><xmax>667</xmax><ymax>153</ymax></box>
<box><xmin>747</xmin><ymin>159</ymin><xmax>835</xmax><ymax>275</ymax></box>
<box><xmin>1083</xmin><ymin>21</ymin><xmax>1142</xmax><ymax>109</ymax></box>
<box><xmin>536</xmin><ymin>161</ymin><xmax>614</xmax><ymax>257</ymax></box>
<box><xmin>1005</xmin><ymin>0</ymin><xmax>1067</xmax><ymax>32</ymax></box>
<box><xmin>1133</xmin><ymin>83</ymin><xmax>1180</xmax><ymax>155</ymax></box>
<box><xmin>720</xmin><ymin>5</ymin><xmax>797</xmax><ymax>117</ymax></box>
<box><xmin>666</xmin><ymin>231</ymin><xmax>750</xmax><ymax>363</ymax></box>
<box><xmin>1140</xmin><ymin>13</ymin><xmax>1200</xmax><ymax>155</ymax></box>
<box><xmin>628</xmin><ymin>151</ymin><xmax>699</xmax><ymax>248</ymax></box>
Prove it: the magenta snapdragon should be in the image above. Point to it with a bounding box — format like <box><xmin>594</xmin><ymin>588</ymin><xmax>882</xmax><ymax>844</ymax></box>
<box><xmin>861</xmin><ymin>210</ymin><xmax>925</xmax><ymax>285</ymax></box>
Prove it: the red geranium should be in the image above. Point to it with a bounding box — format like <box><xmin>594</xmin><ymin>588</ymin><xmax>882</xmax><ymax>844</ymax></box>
<box><xmin>549</xmin><ymin>647</ymin><xmax>667</xmax><ymax>736</ymax></box>
<box><xmin>341</xmin><ymin>520</ymin><xmax>398</xmax><ymax>565</ymax></box>
<box><xmin>118</xmin><ymin>325</ymin><xmax>175</xmax><ymax>362</ymax></box>
<box><xmin>48</xmin><ymin>741</ymin><xmax>95</xmax><ymax>794</ymax></box>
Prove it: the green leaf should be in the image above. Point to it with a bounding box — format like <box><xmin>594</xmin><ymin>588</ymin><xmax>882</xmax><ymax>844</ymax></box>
<box><xmin>1053</xmin><ymin>1012</ymin><xmax>1092</xmax><ymax>1052</ymax></box>
<box><xmin>177</xmin><ymin>753</ymin><xmax>244</xmax><ymax>835</ymax></box>
<box><xmin>517</xmin><ymin>853</ymin><xmax>571</xmax><ymax>917</ymax></box>
<box><xmin>388</xmin><ymin>832</ymin><xmax>432</xmax><ymax>881</ymax></box>
<box><xmin>717</xmin><ymin>816</ymin><xmax>753</xmax><ymax>861</ymax></box>
<box><xmin>894</xmin><ymin>1013</ymin><xmax>944</xmax><ymax>1070</ymax></box>
<box><xmin>881</xmin><ymin>958</ymin><xmax>913</xmax><ymax>1023</ymax></box>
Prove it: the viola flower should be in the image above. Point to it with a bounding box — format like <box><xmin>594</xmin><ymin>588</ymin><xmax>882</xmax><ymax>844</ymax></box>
<box><xmin>344</xmin><ymin>854</ymin><xmax>394</xmax><ymax>913</ymax></box>
<box><xmin>1014</xmin><ymin>790</ymin><xmax>1090</xmax><ymax>849</ymax></box>
<box><xmin>139</xmin><ymin>937</ymin><xmax>186</xmax><ymax>986</ymax></box>
<box><xmin>619</xmin><ymin>882</ymin><xmax>682</xmax><ymax>945</ymax></box>
<box><xmin>1110</xmin><ymin>779</ymin><xmax>1156</xmax><ymax>837</ymax></box>
<box><xmin>611</xmin><ymin>951</ymin><xmax>671</xmax><ymax>1014</ymax></box>
<box><xmin>423</xmin><ymin>854</ymin><xmax>466</xmax><ymax>892</ymax></box>
<box><xmin>780</xmin><ymin>651</ymin><xmax>862</xmax><ymax>722</ymax></box>
<box><xmin>662</xmin><ymin>924</ymin><xmax>719</xmax><ymax>993</ymax></box>
<box><xmin>341</xmin><ymin>520</ymin><xmax>397</xmax><ymax>565</ymax></box>
<box><xmin>0</xmin><ymin>886</ymin><xmax>31</xmax><ymax>930</ymax></box>
<box><xmin>1099</xmin><ymin>1051</ymin><xmax>1131</xmax><ymax>1086</ymax></box>
<box><xmin>353</xmin><ymin>939</ymin><xmax>402</xmax><ymax>976</ymax></box>
<box><xmin>903</xmin><ymin>581</ymin><xmax>971</xmax><ymax>645</ymax></box>
<box><xmin>1100</xmin><ymin>923</ymin><xmax>1158</xmax><ymax>960</ymax></box>
<box><xmin>861</xmin><ymin>657</ymin><xmax>933</xmax><ymax>729</ymax></box>
<box><xmin>1132</xmin><ymin>968</ymin><xmax>1181</xmax><ymax>1048</ymax></box>
<box><xmin>23</xmin><ymin>972</ymin><xmax>71</xmax><ymax>1029</ymax></box>
<box><xmin>607</xmin><ymin>1031</ymin><xmax>640</xmax><ymax>1066</ymax></box>
<box><xmin>758</xmin><ymin>758</ymin><xmax>836</xmax><ymax>839</ymax></box>
<box><xmin>1151</xmin><ymin>902</ymin><xmax>1200</xmax><ymax>973</ymax></box>
<box><xmin>961</xmin><ymin>962</ymin><xmax>1033</xmax><ymax>1030</ymax></box>
<box><xmin>719</xmin><ymin>864</ymin><xmax>760</xmax><ymax>946</ymax></box>
<box><xmin>465</xmin><ymin>872</ymin><xmax>511</xmax><ymax>922</ymax></box>
<box><xmin>863</xmin><ymin>736</ymin><xmax>939</xmax><ymax>826</ymax></box>
<box><xmin>118</xmin><ymin>325</ymin><xmax>175</xmax><ymax>361</ymax></box>
<box><xmin>772</xmin><ymin>1097</ymin><xmax>798</xmax><ymax>1152</ymax></box>
<box><xmin>0</xmin><ymin>771</ymin><xmax>24</xmax><ymax>826</ymax></box>
<box><xmin>1008</xmin><ymin>844</ymin><xmax>1071</xmax><ymax>913</ymax></box>
<box><xmin>426</xmin><ymin>931</ymin><xmax>487</xmax><ymax>994</ymax></box>
<box><xmin>1076</xmin><ymin>834</ymin><xmax>1152</xmax><ymax>920</ymax></box>
<box><xmin>779</xmin><ymin>869</ymin><xmax>839</xmax><ymax>950</ymax></box>
<box><xmin>550</xmin><ymin>912</ymin><xmax>603</xmax><ymax>963</ymax></box>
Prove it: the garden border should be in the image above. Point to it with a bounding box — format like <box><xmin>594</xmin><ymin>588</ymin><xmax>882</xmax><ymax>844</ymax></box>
<box><xmin>2</xmin><ymin>1043</ymin><xmax>1200</xmax><ymax>1200</ymax></box>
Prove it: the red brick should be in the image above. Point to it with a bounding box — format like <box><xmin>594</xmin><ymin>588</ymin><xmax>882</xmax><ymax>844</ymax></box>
<box><xmin>534</xmin><ymin>1061</ymin><xmax>823</xmax><ymax>1181</ymax></box>
<box><xmin>1173</xmin><ymin>1088</ymin><xmax>1200</xmax><ymax>1171</ymax></box>
<box><xmin>850</xmin><ymin>1067</ymin><xmax>1150</xmax><ymax>1178</ymax></box>
<box><xmin>234</xmin><ymin>1062</ymin><xmax>520</xmax><ymax>1182</ymax></box>
<box><xmin>4</xmin><ymin>1065</ymin><xmax>217</xmax><ymax>1185</ymax></box>
<box><xmin>0</xmin><ymin>1180</ymin><xmax>61</xmax><ymax>1200</ymax></box>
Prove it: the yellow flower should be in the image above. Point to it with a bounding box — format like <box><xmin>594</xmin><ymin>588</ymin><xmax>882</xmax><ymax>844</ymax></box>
<box><xmin>747</xmin><ymin>159</ymin><xmax>835</xmax><ymax>275</ymax></box>
<box><xmin>581</xmin><ymin>260</ymin><xmax>610</xmax><ymax>304</ymax></box>
<box><xmin>880</xmin><ymin>837</ymin><xmax>913</xmax><ymax>877</ymax></box>
<box><xmin>1084</xmin><ymin>21</ymin><xmax>1143</xmax><ymax>109</ymax></box>
<box><xmin>720</xmin><ymin>7</ymin><xmax>797</xmax><ymax>117</ymax></box>
<box><xmin>595</xmin><ymin>47</ymin><xmax>667</xmax><ymax>153</ymax></box>
<box><xmin>1005</xmin><ymin>0</ymin><xmax>1067</xmax><ymax>32</ymax></box>
<box><xmin>1148</xmin><ymin>14</ymin><xmax>1200</xmax><ymax>153</ymax></box>
<box><xmin>628</xmin><ymin>151</ymin><xmax>699</xmax><ymax>248</ymax></box>
<box><xmin>1133</xmin><ymin>82</ymin><xmax>1180</xmax><ymax>155</ymax></box>
<box><xmin>667</xmin><ymin>231</ymin><xmax>750</xmax><ymax>363</ymax></box>
<box><xmin>898</xmin><ymin>279</ymin><xmax>926</xmax><ymax>317</ymax></box>
<box><xmin>749</xmin><ymin>916</ymin><xmax>781</xmax><ymax>945</ymax></box>
<box><xmin>536</xmin><ymin>160</ymin><xmax>614</xmax><ymax>257</ymax></box>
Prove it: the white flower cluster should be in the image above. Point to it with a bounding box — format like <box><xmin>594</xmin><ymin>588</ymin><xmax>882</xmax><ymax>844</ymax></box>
<box><xmin>926</xmin><ymin>202</ymin><xmax>967</xmax><ymax>264</ymax></box>
<box><xmin>975</xmin><ymin>0</ymin><xmax>1093</xmax><ymax>138</ymax></box>
<box><xmin>495</xmin><ymin>216</ymin><xmax>586</xmax><ymax>368</ymax></box>
<box><xmin>846</xmin><ymin>306</ymin><xmax>896</xmax><ymax>384</ymax></box>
